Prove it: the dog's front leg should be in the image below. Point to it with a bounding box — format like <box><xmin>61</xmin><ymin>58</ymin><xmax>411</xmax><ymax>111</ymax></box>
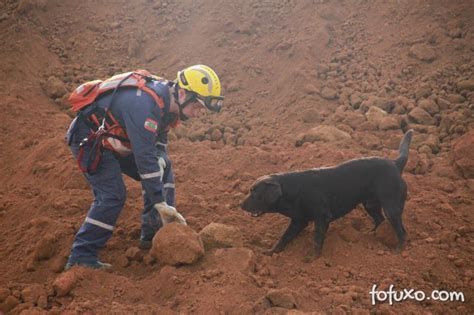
<box><xmin>314</xmin><ymin>218</ymin><xmax>330</xmax><ymax>257</ymax></box>
<box><xmin>265</xmin><ymin>219</ymin><xmax>308</xmax><ymax>255</ymax></box>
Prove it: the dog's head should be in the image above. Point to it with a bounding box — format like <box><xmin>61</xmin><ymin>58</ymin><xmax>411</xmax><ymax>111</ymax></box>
<box><xmin>240</xmin><ymin>175</ymin><xmax>282</xmax><ymax>217</ymax></box>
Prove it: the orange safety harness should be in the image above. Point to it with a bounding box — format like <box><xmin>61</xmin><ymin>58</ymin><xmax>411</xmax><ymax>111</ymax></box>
<box><xmin>69</xmin><ymin>70</ymin><xmax>168</xmax><ymax>174</ymax></box>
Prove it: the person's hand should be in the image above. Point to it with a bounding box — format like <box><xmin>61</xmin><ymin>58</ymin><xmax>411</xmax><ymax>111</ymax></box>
<box><xmin>154</xmin><ymin>202</ymin><xmax>187</xmax><ymax>225</ymax></box>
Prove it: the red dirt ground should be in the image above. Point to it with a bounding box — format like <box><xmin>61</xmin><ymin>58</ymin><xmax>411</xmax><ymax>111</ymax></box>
<box><xmin>0</xmin><ymin>0</ymin><xmax>473</xmax><ymax>314</ymax></box>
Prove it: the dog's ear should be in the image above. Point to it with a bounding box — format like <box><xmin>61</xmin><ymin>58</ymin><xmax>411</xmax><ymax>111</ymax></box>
<box><xmin>263</xmin><ymin>177</ymin><xmax>282</xmax><ymax>204</ymax></box>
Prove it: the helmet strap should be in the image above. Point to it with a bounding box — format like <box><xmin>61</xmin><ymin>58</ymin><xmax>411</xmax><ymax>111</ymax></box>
<box><xmin>173</xmin><ymin>85</ymin><xmax>195</xmax><ymax>121</ymax></box>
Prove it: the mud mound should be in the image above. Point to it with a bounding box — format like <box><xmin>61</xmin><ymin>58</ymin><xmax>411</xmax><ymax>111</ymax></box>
<box><xmin>0</xmin><ymin>0</ymin><xmax>473</xmax><ymax>313</ymax></box>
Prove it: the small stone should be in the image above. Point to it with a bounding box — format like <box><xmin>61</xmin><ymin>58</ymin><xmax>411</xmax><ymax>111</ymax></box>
<box><xmin>418</xmin><ymin>99</ymin><xmax>439</xmax><ymax>115</ymax></box>
<box><xmin>446</xmin><ymin>93</ymin><xmax>465</xmax><ymax>104</ymax></box>
<box><xmin>266</xmin><ymin>289</ymin><xmax>296</xmax><ymax>309</ymax></box>
<box><xmin>454</xmin><ymin>259</ymin><xmax>465</xmax><ymax>268</ymax></box>
<box><xmin>409</xmin><ymin>44</ymin><xmax>436</xmax><ymax>62</ymax></box>
<box><xmin>53</xmin><ymin>270</ymin><xmax>79</xmax><ymax>297</ymax></box>
<box><xmin>125</xmin><ymin>246</ymin><xmax>143</xmax><ymax>262</ymax></box>
<box><xmin>320</xmin><ymin>87</ymin><xmax>338</xmax><ymax>100</ymax></box>
<box><xmin>210</xmin><ymin>128</ymin><xmax>223</xmax><ymax>141</ymax></box>
<box><xmin>457</xmin><ymin>80</ymin><xmax>474</xmax><ymax>91</ymax></box>
<box><xmin>0</xmin><ymin>296</ymin><xmax>20</xmax><ymax>313</ymax></box>
<box><xmin>408</xmin><ymin>107</ymin><xmax>436</xmax><ymax>125</ymax></box>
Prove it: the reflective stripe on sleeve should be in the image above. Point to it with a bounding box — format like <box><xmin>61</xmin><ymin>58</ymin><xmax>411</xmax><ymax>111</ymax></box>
<box><xmin>85</xmin><ymin>217</ymin><xmax>114</xmax><ymax>231</ymax></box>
<box><xmin>163</xmin><ymin>183</ymin><xmax>175</xmax><ymax>189</ymax></box>
<box><xmin>140</xmin><ymin>170</ymin><xmax>163</xmax><ymax>180</ymax></box>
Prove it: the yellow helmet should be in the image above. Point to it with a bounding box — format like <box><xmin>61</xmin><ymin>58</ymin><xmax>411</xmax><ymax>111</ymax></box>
<box><xmin>177</xmin><ymin>65</ymin><xmax>224</xmax><ymax>112</ymax></box>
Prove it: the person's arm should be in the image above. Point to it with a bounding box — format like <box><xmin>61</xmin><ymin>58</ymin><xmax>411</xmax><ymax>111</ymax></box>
<box><xmin>121</xmin><ymin>95</ymin><xmax>186</xmax><ymax>225</ymax></box>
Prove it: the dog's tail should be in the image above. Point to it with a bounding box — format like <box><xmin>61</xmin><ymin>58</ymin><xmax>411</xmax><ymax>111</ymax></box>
<box><xmin>394</xmin><ymin>129</ymin><xmax>413</xmax><ymax>172</ymax></box>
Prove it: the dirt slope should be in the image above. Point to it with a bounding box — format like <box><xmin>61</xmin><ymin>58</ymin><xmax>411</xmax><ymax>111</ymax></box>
<box><xmin>0</xmin><ymin>0</ymin><xmax>473</xmax><ymax>314</ymax></box>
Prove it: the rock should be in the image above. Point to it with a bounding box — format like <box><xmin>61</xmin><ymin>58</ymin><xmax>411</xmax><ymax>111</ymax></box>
<box><xmin>0</xmin><ymin>295</ymin><xmax>20</xmax><ymax>313</ymax></box>
<box><xmin>418</xmin><ymin>99</ymin><xmax>439</xmax><ymax>116</ymax></box>
<box><xmin>50</xmin><ymin>255</ymin><xmax>68</xmax><ymax>273</ymax></box>
<box><xmin>356</xmin><ymin>133</ymin><xmax>381</xmax><ymax>150</ymax></box>
<box><xmin>365</xmin><ymin>106</ymin><xmax>399</xmax><ymax>129</ymax></box>
<box><xmin>457</xmin><ymin>80</ymin><xmax>474</xmax><ymax>91</ymax></box>
<box><xmin>44</xmin><ymin>76</ymin><xmax>68</xmax><ymax>99</ymax></box>
<box><xmin>151</xmin><ymin>223</ymin><xmax>204</xmax><ymax>266</ymax></box>
<box><xmin>349</xmin><ymin>92</ymin><xmax>364</xmax><ymax>109</ymax></box>
<box><xmin>199</xmin><ymin>222</ymin><xmax>244</xmax><ymax>250</ymax></box>
<box><xmin>210</xmin><ymin>128</ymin><xmax>223</xmax><ymax>141</ymax></box>
<box><xmin>295</xmin><ymin>125</ymin><xmax>351</xmax><ymax>147</ymax></box>
<box><xmin>361</xmin><ymin>96</ymin><xmax>395</xmax><ymax>112</ymax></box>
<box><xmin>437</xmin><ymin>97</ymin><xmax>451</xmax><ymax>110</ymax></box>
<box><xmin>375</xmin><ymin>221</ymin><xmax>399</xmax><ymax>249</ymax></box>
<box><xmin>53</xmin><ymin>270</ymin><xmax>79</xmax><ymax>297</ymax></box>
<box><xmin>302</xmin><ymin>84</ymin><xmax>318</xmax><ymax>95</ymax></box>
<box><xmin>452</xmin><ymin>130</ymin><xmax>474</xmax><ymax>178</ymax></box>
<box><xmin>33</xmin><ymin>234</ymin><xmax>56</xmax><ymax>261</ymax></box>
<box><xmin>21</xmin><ymin>284</ymin><xmax>46</xmax><ymax>305</ymax></box>
<box><xmin>409</xmin><ymin>44</ymin><xmax>436</xmax><ymax>62</ymax></box>
<box><xmin>378</xmin><ymin>116</ymin><xmax>400</xmax><ymax>130</ymax></box>
<box><xmin>320</xmin><ymin>87</ymin><xmax>338</xmax><ymax>100</ymax></box>
<box><xmin>187</xmin><ymin>128</ymin><xmax>207</xmax><ymax>142</ymax></box>
<box><xmin>300</xmin><ymin>109</ymin><xmax>321</xmax><ymax>123</ymax></box>
<box><xmin>125</xmin><ymin>246</ymin><xmax>143</xmax><ymax>262</ymax></box>
<box><xmin>155</xmin><ymin>266</ymin><xmax>180</xmax><ymax>299</ymax></box>
<box><xmin>446</xmin><ymin>93</ymin><xmax>465</xmax><ymax>104</ymax></box>
<box><xmin>266</xmin><ymin>289</ymin><xmax>296</xmax><ymax>309</ymax></box>
<box><xmin>415</xmin><ymin>86</ymin><xmax>432</xmax><ymax>99</ymax></box>
<box><xmin>338</xmin><ymin>226</ymin><xmax>360</xmax><ymax>243</ymax></box>
<box><xmin>253</xmin><ymin>296</ymin><xmax>271</xmax><ymax>313</ymax></box>
<box><xmin>210</xmin><ymin>247</ymin><xmax>256</xmax><ymax>273</ymax></box>
<box><xmin>0</xmin><ymin>13</ymin><xmax>9</xmax><ymax>22</ymax></box>
<box><xmin>0</xmin><ymin>288</ymin><xmax>9</xmax><ymax>302</ymax></box>
<box><xmin>342</xmin><ymin>112</ymin><xmax>367</xmax><ymax>129</ymax></box>
<box><xmin>408</xmin><ymin>107</ymin><xmax>436</xmax><ymax>125</ymax></box>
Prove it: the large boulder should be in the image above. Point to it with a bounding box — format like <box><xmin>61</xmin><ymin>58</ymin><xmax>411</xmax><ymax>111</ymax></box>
<box><xmin>452</xmin><ymin>130</ymin><xmax>474</xmax><ymax>178</ymax></box>
<box><xmin>151</xmin><ymin>223</ymin><xmax>204</xmax><ymax>266</ymax></box>
<box><xmin>199</xmin><ymin>222</ymin><xmax>244</xmax><ymax>250</ymax></box>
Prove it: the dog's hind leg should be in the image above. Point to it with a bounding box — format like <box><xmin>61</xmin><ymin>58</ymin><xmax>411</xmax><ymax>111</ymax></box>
<box><xmin>269</xmin><ymin>219</ymin><xmax>308</xmax><ymax>254</ymax></box>
<box><xmin>381</xmin><ymin>198</ymin><xmax>407</xmax><ymax>251</ymax></box>
<box><xmin>363</xmin><ymin>200</ymin><xmax>385</xmax><ymax>230</ymax></box>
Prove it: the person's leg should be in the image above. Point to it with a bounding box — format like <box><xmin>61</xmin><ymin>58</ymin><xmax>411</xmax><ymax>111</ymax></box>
<box><xmin>67</xmin><ymin>147</ymin><xmax>126</xmax><ymax>268</ymax></box>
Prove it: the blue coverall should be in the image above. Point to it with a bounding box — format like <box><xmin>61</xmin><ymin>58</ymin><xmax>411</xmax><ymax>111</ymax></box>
<box><xmin>66</xmin><ymin>81</ymin><xmax>177</xmax><ymax>265</ymax></box>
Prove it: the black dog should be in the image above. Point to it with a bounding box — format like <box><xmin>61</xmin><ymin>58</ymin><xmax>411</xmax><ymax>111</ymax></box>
<box><xmin>241</xmin><ymin>130</ymin><xmax>413</xmax><ymax>256</ymax></box>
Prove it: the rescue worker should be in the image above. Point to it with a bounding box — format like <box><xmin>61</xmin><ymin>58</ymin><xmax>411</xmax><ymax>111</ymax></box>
<box><xmin>65</xmin><ymin>65</ymin><xmax>224</xmax><ymax>270</ymax></box>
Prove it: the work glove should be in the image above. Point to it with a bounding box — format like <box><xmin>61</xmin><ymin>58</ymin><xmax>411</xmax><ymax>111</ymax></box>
<box><xmin>154</xmin><ymin>202</ymin><xmax>187</xmax><ymax>225</ymax></box>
